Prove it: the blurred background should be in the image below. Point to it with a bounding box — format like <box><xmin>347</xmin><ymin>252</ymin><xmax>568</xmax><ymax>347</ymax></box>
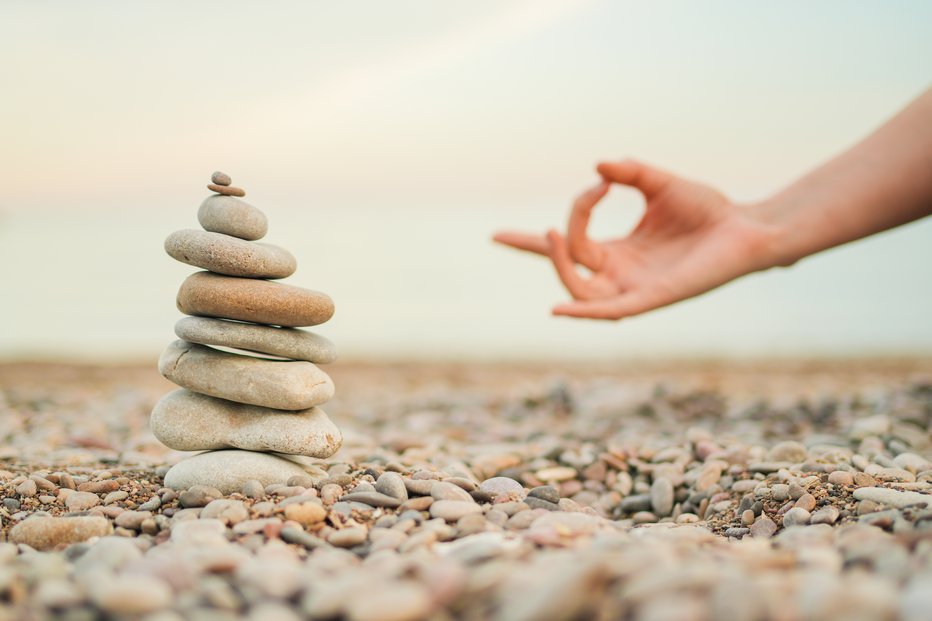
<box><xmin>1</xmin><ymin>1</ymin><xmax>930</xmax><ymax>362</ymax></box>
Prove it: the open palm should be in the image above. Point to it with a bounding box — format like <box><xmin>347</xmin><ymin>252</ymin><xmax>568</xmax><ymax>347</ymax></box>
<box><xmin>494</xmin><ymin>160</ymin><xmax>776</xmax><ymax>320</ymax></box>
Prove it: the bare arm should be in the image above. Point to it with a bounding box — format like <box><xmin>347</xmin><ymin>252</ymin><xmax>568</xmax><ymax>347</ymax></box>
<box><xmin>759</xmin><ymin>86</ymin><xmax>932</xmax><ymax>267</ymax></box>
<box><xmin>494</xmin><ymin>86</ymin><xmax>932</xmax><ymax>320</ymax></box>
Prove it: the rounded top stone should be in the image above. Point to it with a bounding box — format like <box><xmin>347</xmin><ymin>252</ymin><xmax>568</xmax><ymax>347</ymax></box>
<box><xmin>198</xmin><ymin>195</ymin><xmax>268</xmax><ymax>241</ymax></box>
<box><xmin>211</xmin><ymin>171</ymin><xmax>232</xmax><ymax>186</ymax></box>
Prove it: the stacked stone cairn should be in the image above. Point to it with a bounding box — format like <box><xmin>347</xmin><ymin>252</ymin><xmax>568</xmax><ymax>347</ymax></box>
<box><xmin>152</xmin><ymin>171</ymin><xmax>342</xmax><ymax>493</ymax></box>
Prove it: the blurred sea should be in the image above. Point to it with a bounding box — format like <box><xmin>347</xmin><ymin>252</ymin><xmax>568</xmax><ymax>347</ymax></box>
<box><xmin>1</xmin><ymin>201</ymin><xmax>931</xmax><ymax>362</ymax></box>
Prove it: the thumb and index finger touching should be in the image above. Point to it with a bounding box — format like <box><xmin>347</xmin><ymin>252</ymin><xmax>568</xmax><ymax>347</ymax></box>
<box><xmin>493</xmin><ymin>159</ymin><xmax>675</xmax><ymax>318</ymax></box>
<box><xmin>493</xmin><ymin>159</ymin><xmax>673</xmax><ymax>254</ymax></box>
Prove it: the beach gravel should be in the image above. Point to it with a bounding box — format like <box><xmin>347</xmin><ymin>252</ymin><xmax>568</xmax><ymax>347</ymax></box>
<box><xmin>0</xmin><ymin>360</ymin><xmax>930</xmax><ymax>620</ymax></box>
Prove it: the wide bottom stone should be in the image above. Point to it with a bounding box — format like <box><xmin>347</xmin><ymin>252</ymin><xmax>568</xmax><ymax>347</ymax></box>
<box><xmin>163</xmin><ymin>450</ymin><xmax>322</xmax><ymax>494</ymax></box>
<box><xmin>151</xmin><ymin>389</ymin><xmax>342</xmax><ymax>457</ymax></box>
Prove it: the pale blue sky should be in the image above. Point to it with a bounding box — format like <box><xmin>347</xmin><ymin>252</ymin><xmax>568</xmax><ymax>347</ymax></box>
<box><xmin>1</xmin><ymin>1</ymin><xmax>930</xmax><ymax>360</ymax></box>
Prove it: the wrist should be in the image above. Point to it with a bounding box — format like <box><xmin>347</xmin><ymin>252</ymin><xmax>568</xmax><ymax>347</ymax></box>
<box><xmin>741</xmin><ymin>197</ymin><xmax>800</xmax><ymax>270</ymax></box>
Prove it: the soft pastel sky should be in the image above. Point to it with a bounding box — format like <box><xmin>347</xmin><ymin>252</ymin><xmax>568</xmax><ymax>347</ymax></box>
<box><xmin>1</xmin><ymin>1</ymin><xmax>931</xmax><ymax>361</ymax></box>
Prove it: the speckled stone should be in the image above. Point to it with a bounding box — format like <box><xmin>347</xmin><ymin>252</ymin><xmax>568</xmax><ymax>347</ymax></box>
<box><xmin>177</xmin><ymin>271</ymin><xmax>334</xmax><ymax>328</ymax></box>
<box><xmin>853</xmin><ymin>487</ymin><xmax>932</xmax><ymax>509</ymax></box>
<box><xmin>174</xmin><ymin>317</ymin><xmax>336</xmax><ymax>364</ymax></box>
<box><xmin>430</xmin><ymin>500</ymin><xmax>483</xmax><ymax>522</ymax></box>
<box><xmin>211</xmin><ymin>171</ymin><xmax>232</xmax><ymax>186</ymax></box>
<box><xmin>158</xmin><ymin>340</ymin><xmax>334</xmax><ymax>410</ymax></box>
<box><xmin>150</xmin><ymin>389</ymin><xmax>342</xmax><ymax>457</ymax></box>
<box><xmin>9</xmin><ymin>516</ymin><xmax>112</xmax><ymax>551</ymax></box>
<box><xmin>163</xmin><ymin>450</ymin><xmax>313</xmax><ymax>493</ymax></box>
<box><xmin>164</xmin><ymin>229</ymin><xmax>296</xmax><ymax>279</ymax></box>
<box><xmin>479</xmin><ymin>477</ymin><xmax>525</xmax><ymax>498</ymax></box>
<box><xmin>198</xmin><ymin>195</ymin><xmax>267</xmax><ymax>241</ymax></box>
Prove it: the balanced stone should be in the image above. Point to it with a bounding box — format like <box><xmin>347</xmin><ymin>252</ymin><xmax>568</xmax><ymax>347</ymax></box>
<box><xmin>164</xmin><ymin>229</ymin><xmax>296</xmax><ymax>279</ymax></box>
<box><xmin>198</xmin><ymin>195</ymin><xmax>268</xmax><ymax>241</ymax></box>
<box><xmin>174</xmin><ymin>317</ymin><xmax>337</xmax><ymax>364</ymax></box>
<box><xmin>207</xmin><ymin>184</ymin><xmax>246</xmax><ymax>197</ymax></box>
<box><xmin>158</xmin><ymin>340</ymin><xmax>334</xmax><ymax>410</ymax></box>
<box><xmin>211</xmin><ymin>171</ymin><xmax>232</xmax><ymax>186</ymax></box>
<box><xmin>163</xmin><ymin>450</ymin><xmax>315</xmax><ymax>494</ymax></box>
<box><xmin>177</xmin><ymin>271</ymin><xmax>335</xmax><ymax>327</ymax></box>
<box><xmin>151</xmin><ymin>389</ymin><xmax>342</xmax><ymax>457</ymax></box>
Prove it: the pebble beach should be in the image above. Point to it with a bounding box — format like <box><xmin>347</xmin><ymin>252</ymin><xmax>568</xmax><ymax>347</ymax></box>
<box><xmin>1</xmin><ymin>358</ymin><xmax>931</xmax><ymax>621</ymax></box>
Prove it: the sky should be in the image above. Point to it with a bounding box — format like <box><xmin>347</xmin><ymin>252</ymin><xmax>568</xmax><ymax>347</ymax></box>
<box><xmin>1</xmin><ymin>1</ymin><xmax>931</xmax><ymax>361</ymax></box>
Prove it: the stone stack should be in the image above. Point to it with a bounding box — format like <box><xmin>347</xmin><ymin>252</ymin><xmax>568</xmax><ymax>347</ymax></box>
<box><xmin>152</xmin><ymin>172</ymin><xmax>342</xmax><ymax>493</ymax></box>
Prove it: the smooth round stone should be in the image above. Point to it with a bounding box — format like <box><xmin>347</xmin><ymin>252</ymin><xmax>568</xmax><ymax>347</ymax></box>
<box><xmin>175</xmin><ymin>317</ymin><xmax>336</xmax><ymax>364</ymax></box>
<box><xmin>10</xmin><ymin>516</ymin><xmax>112</xmax><ymax>551</ymax></box>
<box><xmin>650</xmin><ymin>477</ymin><xmax>675</xmax><ymax>517</ymax></box>
<box><xmin>327</xmin><ymin>527</ymin><xmax>368</xmax><ymax>548</ymax></box>
<box><xmin>65</xmin><ymin>491</ymin><xmax>101</xmax><ymax>511</ymax></box>
<box><xmin>198</xmin><ymin>195</ymin><xmax>267</xmax><ymax>241</ymax></box>
<box><xmin>783</xmin><ymin>507</ymin><xmax>811</xmax><ymax>527</ymax></box>
<box><xmin>527</xmin><ymin>485</ymin><xmax>560</xmax><ymax>504</ymax></box>
<box><xmin>853</xmin><ymin>487</ymin><xmax>932</xmax><ymax>509</ymax></box>
<box><xmin>344</xmin><ymin>582</ymin><xmax>433</xmax><ymax>621</ymax></box>
<box><xmin>164</xmin><ymin>229</ymin><xmax>296</xmax><ymax>279</ymax></box>
<box><xmin>479</xmin><ymin>477</ymin><xmax>525</xmax><ymax>498</ymax></box>
<box><xmin>151</xmin><ymin>389</ymin><xmax>342</xmax><ymax>458</ymax></box>
<box><xmin>375</xmin><ymin>472</ymin><xmax>408</xmax><ymax>501</ymax></box>
<box><xmin>339</xmin><ymin>492</ymin><xmax>402</xmax><ymax>508</ymax></box>
<box><xmin>207</xmin><ymin>183</ymin><xmax>246</xmax><ymax>197</ymax></box>
<box><xmin>430</xmin><ymin>500</ymin><xmax>482</xmax><ymax>522</ymax></box>
<box><xmin>431</xmin><ymin>481</ymin><xmax>474</xmax><ymax>502</ymax></box>
<box><xmin>177</xmin><ymin>271</ymin><xmax>334</xmax><ymax>328</ymax></box>
<box><xmin>211</xmin><ymin>171</ymin><xmax>232</xmax><ymax>186</ymax></box>
<box><xmin>90</xmin><ymin>575</ymin><xmax>173</xmax><ymax>615</ymax></box>
<box><xmin>159</xmin><ymin>340</ymin><xmax>334</xmax><ymax>410</ymax></box>
<box><xmin>163</xmin><ymin>450</ymin><xmax>314</xmax><ymax>493</ymax></box>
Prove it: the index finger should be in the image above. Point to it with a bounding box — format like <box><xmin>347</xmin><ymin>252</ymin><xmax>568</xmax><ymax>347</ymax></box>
<box><xmin>492</xmin><ymin>231</ymin><xmax>549</xmax><ymax>256</ymax></box>
<box><xmin>567</xmin><ymin>181</ymin><xmax>609</xmax><ymax>271</ymax></box>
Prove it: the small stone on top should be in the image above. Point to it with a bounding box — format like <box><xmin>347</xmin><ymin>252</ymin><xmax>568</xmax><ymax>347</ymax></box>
<box><xmin>208</xmin><ymin>184</ymin><xmax>246</xmax><ymax>197</ymax></box>
<box><xmin>211</xmin><ymin>171</ymin><xmax>232</xmax><ymax>186</ymax></box>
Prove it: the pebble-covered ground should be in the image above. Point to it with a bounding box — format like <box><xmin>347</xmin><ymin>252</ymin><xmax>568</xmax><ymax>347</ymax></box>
<box><xmin>1</xmin><ymin>359</ymin><xmax>931</xmax><ymax>621</ymax></box>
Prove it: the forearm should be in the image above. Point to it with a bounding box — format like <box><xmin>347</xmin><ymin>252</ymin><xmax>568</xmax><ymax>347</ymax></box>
<box><xmin>755</xmin><ymin>87</ymin><xmax>932</xmax><ymax>268</ymax></box>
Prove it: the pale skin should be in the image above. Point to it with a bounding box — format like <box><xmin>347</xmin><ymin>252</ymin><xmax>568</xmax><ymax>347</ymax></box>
<box><xmin>494</xmin><ymin>87</ymin><xmax>932</xmax><ymax>320</ymax></box>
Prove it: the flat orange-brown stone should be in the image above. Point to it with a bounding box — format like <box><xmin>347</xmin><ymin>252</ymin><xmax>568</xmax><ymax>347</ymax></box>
<box><xmin>207</xmin><ymin>184</ymin><xmax>246</xmax><ymax>197</ymax></box>
<box><xmin>177</xmin><ymin>272</ymin><xmax>334</xmax><ymax>327</ymax></box>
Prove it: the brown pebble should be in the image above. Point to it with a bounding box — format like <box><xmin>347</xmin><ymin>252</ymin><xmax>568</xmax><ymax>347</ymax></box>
<box><xmin>741</xmin><ymin>509</ymin><xmax>756</xmax><ymax>526</ymax></box>
<box><xmin>328</xmin><ymin>527</ymin><xmax>368</xmax><ymax>548</ymax></box>
<box><xmin>10</xmin><ymin>516</ymin><xmax>112</xmax><ymax>551</ymax></box>
<box><xmin>177</xmin><ymin>272</ymin><xmax>335</xmax><ymax>328</ymax></box>
<box><xmin>399</xmin><ymin>496</ymin><xmax>434</xmax><ymax>512</ymax></box>
<box><xmin>30</xmin><ymin>475</ymin><xmax>57</xmax><ymax>491</ymax></box>
<box><xmin>788</xmin><ymin>483</ymin><xmax>806</xmax><ymax>500</ymax></box>
<box><xmin>78</xmin><ymin>481</ymin><xmax>120</xmax><ymax>494</ymax></box>
<box><xmin>207</xmin><ymin>184</ymin><xmax>245</xmax><ymax>197</ymax></box>
<box><xmin>750</xmin><ymin>514</ymin><xmax>777</xmax><ymax>538</ymax></box>
<box><xmin>283</xmin><ymin>502</ymin><xmax>327</xmax><ymax>526</ymax></box>
<box><xmin>828</xmin><ymin>471</ymin><xmax>854</xmax><ymax>487</ymax></box>
<box><xmin>16</xmin><ymin>480</ymin><xmax>38</xmax><ymax>497</ymax></box>
<box><xmin>795</xmin><ymin>493</ymin><xmax>817</xmax><ymax>512</ymax></box>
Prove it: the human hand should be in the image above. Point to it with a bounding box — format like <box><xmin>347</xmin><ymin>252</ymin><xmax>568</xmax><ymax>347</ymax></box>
<box><xmin>494</xmin><ymin>160</ymin><xmax>779</xmax><ymax>320</ymax></box>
